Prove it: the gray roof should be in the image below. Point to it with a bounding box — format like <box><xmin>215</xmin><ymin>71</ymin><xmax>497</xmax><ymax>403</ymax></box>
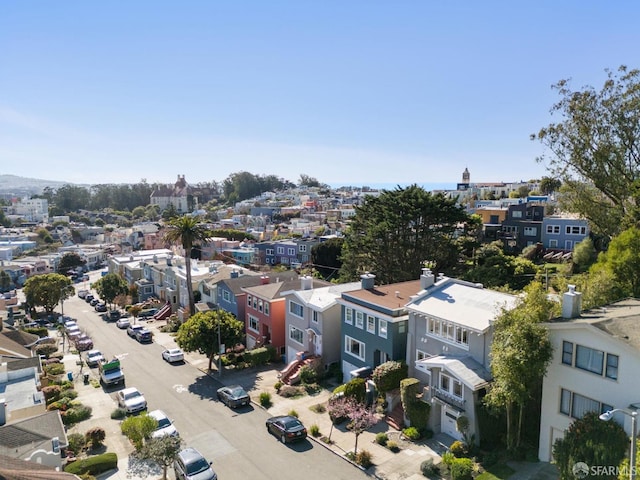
<box><xmin>417</xmin><ymin>355</ymin><xmax>491</xmax><ymax>390</ymax></box>
<box><xmin>0</xmin><ymin>410</ymin><xmax>67</xmax><ymax>456</ymax></box>
<box><xmin>220</xmin><ymin>271</ymin><xmax>299</xmax><ymax>296</ymax></box>
<box><xmin>0</xmin><ymin>454</ymin><xmax>81</xmax><ymax>479</ymax></box>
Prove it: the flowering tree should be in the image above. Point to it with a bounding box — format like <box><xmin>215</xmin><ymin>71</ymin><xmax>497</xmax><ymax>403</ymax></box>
<box><xmin>345</xmin><ymin>400</ymin><xmax>379</xmax><ymax>454</ymax></box>
<box><xmin>327</xmin><ymin>396</ymin><xmax>351</xmax><ymax>442</ymax></box>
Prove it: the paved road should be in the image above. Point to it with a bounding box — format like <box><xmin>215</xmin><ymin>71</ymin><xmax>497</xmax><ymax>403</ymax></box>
<box><xmin>64</xmin><ymin>291</ymin><xmax>369</xmax><ymax>480</ymax></box>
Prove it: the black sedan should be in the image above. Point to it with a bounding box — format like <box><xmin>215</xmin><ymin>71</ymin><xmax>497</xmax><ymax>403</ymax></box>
<box><xmin>266</xmin><ymin>415</ymin><xmax>307</xmax><ymax>444</ymax></box>
<box><xmin>217</xmin><ymin>385</ymin><xmax>250</xmax><ymax>408</ymax></box>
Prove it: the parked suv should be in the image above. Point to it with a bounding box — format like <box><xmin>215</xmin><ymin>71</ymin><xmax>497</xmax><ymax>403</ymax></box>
<box><xmin>135</xmin><ymin>328</ymin><xmax>153</xmax><ymax>344</ymax></box>
<box><xmin>174</xmin><ymin>447</ymin><xmax>217</xmax><ymax>480</ymax></box>
<box><xmin>127</xmin><ymin>324</ymin><xmax>144</xmax><ymax>338</ymax></box>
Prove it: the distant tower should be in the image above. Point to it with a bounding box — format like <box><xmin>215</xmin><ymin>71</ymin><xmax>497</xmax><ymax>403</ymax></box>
<box><xmin>457</xmin><ymin>168</ymin><xmax>471</xmax><ymax>191</ymax></box>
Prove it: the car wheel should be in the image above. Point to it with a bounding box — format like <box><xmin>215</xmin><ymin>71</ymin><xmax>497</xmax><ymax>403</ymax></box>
<box><xmin>281</xmin><ymin>434</ymin><xmax>287</xmax><ymax>444</ymax></box>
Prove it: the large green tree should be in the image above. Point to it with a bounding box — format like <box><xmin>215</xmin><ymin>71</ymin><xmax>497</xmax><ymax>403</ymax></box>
<box><xmin>0</xmin><ymin>270</ymin><xmax>12</xmax><ymax>292</ymax></box>
<box><xmin>175</xmin><ymin>310</ymin><xmax>244</xmax><ymax>371</ymax></box>
<box><xmin>94</xmin><ymin>273</ymin><xmax>129</xmax><ymax>308</ymax></box>
<box><xmin>23</xmin><ymin>273</ymin><xmax>74</xmax><ymax>314</ymax></box>
<box><xmin>136</xmin><ymin>435</ymin><xmax>183</xmax><ymax>480</ymax></box>
<box><xmin>163</xmin><ymin>216</ymin><xmax>214</xmax><ymax>316</ymax></box>
<box><xmin>57</xmin><ymin>252</ymin><xmax>85</xmax><ymax>275</ymax></box>
<box><xmin>463</xmin><ymin>242</ymin><xmax>539</xmax><ymax>290</ymax></box>
<box><xmin>485</xmin><ymin>282</ymin><xmax>556</xmax><ymax>451</ymax></box>
<box><xmin>590</xmin><ymin>226</ymin><xmax>640</xmax><ymax>297</ymax></box>
<box><xmin>311</xmin><ymin>237</ymin><xmax>344</xmax><ymax>281</ymax></box>
<box><xmin>533</xmin><ymin>66</ymin><xmax>640</xmax><ymax>238</ymax></box>
<box><xmin>339</xmin><ymin>185</ymin><xmax>473</xmax><ymax>284</ymax></box>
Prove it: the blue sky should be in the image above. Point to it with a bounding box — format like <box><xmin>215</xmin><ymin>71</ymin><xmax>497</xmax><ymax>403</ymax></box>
<box><xmin>1</xmin><ymin>1</ymin><xmax>638</xmax><ymax>188</ymax></box>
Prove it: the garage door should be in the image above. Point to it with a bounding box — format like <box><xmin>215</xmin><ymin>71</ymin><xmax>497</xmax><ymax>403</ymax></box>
<box><xmin>342</xmin><ymin>360</ymin><xmax>358</xmax><ymax>383</ymax></box>
<box><xmin>441</xmin><ymin>410</ymin><xmax>462</xmax><ymax>440</ymax></box>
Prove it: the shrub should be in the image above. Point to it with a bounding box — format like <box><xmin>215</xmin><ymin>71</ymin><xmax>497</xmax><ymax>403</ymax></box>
<box><xmin>35</xmin><ymin>343</ymin><xmax>58</xmax><ymax>357</ymax></box>
<box><xmin>450</xmin><ymin>457</ymin><xmax>474</xmax><ymax>480</ymax></box>
<box><xmin>259</xmin><ymin>392</ymin><xmax>272</xmax><ymax>408</ymax></box>
<box><xmin>288</xmin><ymin>409</ymin><xmax>299</xmax><ymax>418</ymax></box>
<box><xmin>372</xmin><ymin>360</ymin><xmax>408</xmax><ymax>394</ymax></box>
<box><xmin>274</xmin><ymin>381</ymin><xmax>283</xmax><ymax>392</ymax></box>
<box><xmin>450</xmin><ymin>440</ymin><xmax>468</xmax><ymax>458</ymax></box>
<box><xmin>343</xmin><ymin>378</ymin><xmax>366</xmax><ymax>403</ymax></box>
<box><xmin>441</xmin><ymin>451</ymin><xmax>455</xmax><ymax>467</ymax></box>
<box><xmin>85</xmin><ymin>427</ymin><xmax>106</xmax><ymax>449</ymax></box>
<box><xmin>333</xmin><ymin>384</ymin><xmax>346</xmax><ymax>395</ymax></box>
<box><xmin>62</xmin><ymin>405</ymin><xmax>92</xmax><ymax>425</ymax></box>
<box><xmin>401</xmin><ymin>378</ymin><xmax>430</xmax><ymax>431</ymax></box>
<box><xmin>309</xmin><ymin>424</ymin><xmax>320</xmax><ymax>437</ymax></box>
<box><xmin>60</xmin><ymin>389</ymin><xmax>79</xmax><ymax>401</ymax></box>
<box><xmin>403</xmin><ymin>426</ymin><xmax>421</xmax><ymax>441</ymax></box>
<box><xmin>299</xmin><ymin>365</ymin><xmax>318</xmax><ymax>384</ymax></box>
<box><xmin>303</xmin><ymin>382</ymin><xmax>321</xmax><ymax>395</ymax></box>
<box><xmin>247</xmin><ymin>347</ymin><xmax>271</xmax><ymax>367</ymax></box>
<box><xmin>67</xmin><ymin>432</ymin><xmax>86</xmax><ymax>455</ymax></box>
<box><xmin>309</xmin><ymin>403</ymin><xmax>326</xmax><ymax>414</ymax></box>
<box><xmin>24</xmin><ymin>326</ymin><xmax>48</xmax><ymax>337</ymax></box>
<box><xmin>375</xmin><ymin>432</ymin><xmax>388</xmax><ymax>446</ymax></box>
<box><xmin>111</xmin><ymin>408</ymin><xmax>127</xmax><ymax>420</ymax></box>
<box><xmin>355</xmin><ymin>449</ymin><xmax>373</xmax><ymax>468</ymax></box>
<box><xmin>64</xmin><ymin>452</ymin><xmax>118</xmax><ymax>476</ymax></box>
<box><xmin>421</xmin><ymin>458</ymin><xmax>440</xmax><ymax>477</ymax></box>
<box><xmin>42</xmin><ymin>385</ymin><xmax>62</xmax><ymax>404</ymax></box>
<box><xmin>45</xmin><ymin>363</ymin><xmax>65</xmax><ymax>376</ymax></box>
<box><xmin>387</xmin><ymin>440</ymin><xmax>399</xmax><ymax>452</ymax></box>
<box><xmin>279</xmin><ymin>385</ymin><xmax>304</xmax><ymax>398</ymax></box>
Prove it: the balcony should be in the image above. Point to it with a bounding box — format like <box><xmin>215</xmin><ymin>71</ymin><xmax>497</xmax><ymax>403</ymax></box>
<box><xmin>431</xmin><ymin>386</ymin><xmax>466</xmax><ymax>411</ymax></box>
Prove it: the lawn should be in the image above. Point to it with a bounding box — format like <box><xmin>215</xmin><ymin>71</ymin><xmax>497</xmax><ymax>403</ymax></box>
<box><xmin>476</xmin><ymin>463</ymin><xmax>515</xmax><ymax>480</ymax></box>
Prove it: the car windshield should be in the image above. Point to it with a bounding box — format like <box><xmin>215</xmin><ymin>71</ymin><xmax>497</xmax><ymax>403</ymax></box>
<box><xmin>124</xmin><ymin>391</ymin><xmax>141</xmax><ymax>400</ymax></box>
<box><xmin>186</xmin><ymin>458</ymin><xmax>210</xmax><ymax>475</ymax></box>
<box><xmin>157</xmin><ymin>417</ymin><xmax>171</xmax><ymax>428</ymax></box>
<box><xmin>284</xmin><ymin>418</ymin><xmax>302</xmax><ymax>429</ymax></box>
<box><xmin>170</xmin><ymin>349</ymin><xmax>181</xmax><ymax>354</ymax></box>
<box><xmin>230</xmin><ymin>387</ymin><xmax>246</xmax><ymax>397</ymax></box>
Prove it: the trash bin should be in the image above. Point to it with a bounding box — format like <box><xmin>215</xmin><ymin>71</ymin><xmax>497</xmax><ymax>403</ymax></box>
<box><xmin>67</xmin><ymin>372</ymin><xmax>73</xmax><ymax>381</ymax></box>
<box><xmin>83</xmin><ymin>373</ymin><xmax>90</xmax><ymax>384</ymax></box>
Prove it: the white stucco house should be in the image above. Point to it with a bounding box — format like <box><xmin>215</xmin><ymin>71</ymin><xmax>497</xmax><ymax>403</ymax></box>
<box><xmin>538</xmin><ymin>289</ymin><xmax>640</xmax><ymax>462</ymax></box>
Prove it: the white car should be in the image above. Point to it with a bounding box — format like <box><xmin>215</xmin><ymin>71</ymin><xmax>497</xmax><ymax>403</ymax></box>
<box><xmin>148</xmin><ymin>409</ymin><xmax>179</xmax><ymax>438</ymax></box>
<box><xmin>116</xmin><ymin>387</ymin><xmax>147</xmax><ymax>414</ymax></box>
<box><xmin>116</xmin><ymin>317</ymin><xmax>130</xmax><ymax>329</ymax></box>
<box><xmin>162</xmin><ymin>348</ymin><xmax>184</xmax><ymax>363</ymax></box>
<box><xmin>84</xmin><ymin>349</ymin><xmax>104</xmax><ymax>367</ymax></box>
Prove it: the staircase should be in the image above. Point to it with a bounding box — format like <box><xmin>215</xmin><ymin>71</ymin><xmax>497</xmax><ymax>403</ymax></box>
<box><xmin>279</xmin><ymin>355</ymin><xmax>322</xmax><ymax>385</ymax></box>
<box><xmin>385</xmin><ymin>403</ymin><xmax>405</xmax><ymax>431</ymax></box>
<box><xmin>153</xmin><ymin>302</ymin><xmax>172</xmax><ymax>321</ymax></box>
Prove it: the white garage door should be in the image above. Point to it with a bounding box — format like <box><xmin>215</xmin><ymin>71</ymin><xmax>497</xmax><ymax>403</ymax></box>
<box><xmin>441</xmin><ymin>409</ymin><xmax>462</xmax><ymax>440</ymax></box>
<box><xmin>342</xmin><ymin>360</ymin><xmax>359</xmax><ymax>383</ymax></box>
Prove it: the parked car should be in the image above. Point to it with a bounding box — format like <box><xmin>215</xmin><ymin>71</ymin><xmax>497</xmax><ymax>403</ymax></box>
<box><xmin>85</xmin><ymin>294</ymin><xmax>94</xmax><ymax>303</ymax></box>
<box><xmin>127</xmin><ymin>324</ymin><xmax>144</xmax><ymax>338</ymax></box>
<box><xmin>108</xmin><ymin>310</ymin><xmax>121</xmax><ymax>321</ymax></box>
<box><xmin>77</xmin><ymin>289</ymin><xmax>89</xmax><ymax>299</ymax></box>
<box><xmin>116</xmin><ymin>387</ymin><xmax>147</xmax><ymax>414</ymax></box>
<box><xmin>84</xmin><ymin>349</ymin><xmax>104</xmax><ymax>367</ymax></box>
<box><xmin>174</xmin><ymin>447</ymin><xmax>217</xmax><ymax>480</ymax></box>
<box><xmin>74</xmin><ymin>334</ymin><xmax>93</xmax><ymax>351</ymax></box>
<box><xmin>162</xmin><ymin>348</ymin><xmax>184</xmax><ymax>363</ymax></box>
<box><xmin>265</xmin><ymin>415</ymin><xmax>307</xmax><ymax>444</ymax></box>
<box><xmin>139</xmin><ymin>308</ymin><xmax>158</xmax><ymax>318</ymax></box>
<box><xmin>90</xmin><ymin>298</ymin><xmax>100</xmax><ymax>307</ymax></box>
<box><xmin>135</xmin><ymin>328</ymin><xmax>153</xmax><ymax>344</ymax></box>
<box><xmin>116</xmin><ymin>317</ymin><xmax>131</xmax><ymax>329</ymax></box>
<box><xmin>217</xmin><ymin>385</ymin><xmax>250</xmax><ymax>408</ymax></box>
<box><xmin>95</xmin><ymin>302</ymin><xmax>107</xmax><ymax>312</ymax></box>
<box><xmin>148</xmin><ymin>409</ymin><xmax>179</xmax><ymax>438</ymax></box>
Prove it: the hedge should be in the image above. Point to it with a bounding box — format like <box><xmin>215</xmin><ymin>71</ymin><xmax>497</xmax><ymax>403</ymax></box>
<box><xmin>64</xmin><ymin>452</ymin><xmax>118</xmax><ymax>475</ymax></box>
<box><xmin>247</xmin><ymin>346</ymin><xmax>276</xmax><ymax>366</ymax></box>
<box><xmin>400</xmin><ymin>378</ymin><xmax>430</xmax><ymax>431</ymax></box>
<box><xmin>372</xmin><ymin>361</ymin><xmax>408</xmax><ymax>394</ymax></box>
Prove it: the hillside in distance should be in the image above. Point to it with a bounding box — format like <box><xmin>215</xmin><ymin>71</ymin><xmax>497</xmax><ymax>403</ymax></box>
<box><xmin>0</xmin><ymin>174</ymin><xmax>80</xmax><ymax>197</ymax></box>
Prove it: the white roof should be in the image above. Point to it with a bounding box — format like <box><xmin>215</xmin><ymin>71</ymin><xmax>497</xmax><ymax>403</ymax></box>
<box><xmin>407</xmin><ymin>278</ymin><xmax>517</xmax><ymax>333</ymax></box>
<box><xmin>416</xmin><ymin>355</ymin><xmax>491</xmax><ymax>390</ymax></box>
<box><xmin>286</xmin><ymin>282</ymin><xmax>361</xmax><ymax>311</ymax></box>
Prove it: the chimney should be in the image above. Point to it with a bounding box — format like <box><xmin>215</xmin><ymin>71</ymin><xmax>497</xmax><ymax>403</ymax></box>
<box><xmin>230</xmin><ymin>269</ymin><xmax>239</xmax><ymax>279</ymax></box>
<box><xmin>260</xmin><ymin>275</ymin><xmax>270</xmax><ymax>285</ymax></box>
<box><xmin>301</xmin><ymin>275</ymin><xmax>313</xmax><ymax>290</ymax></box>
<box><xmin>562</xmin><ymin>285</ymin><xmax>582</xmax><ymax>319</ymax></box>
<box><xmin>360</xmin><ymin>272</ymin><xmax>376</xmax><ymax>290</ymax></box>
<box><xmin>153</xmin><ymin>255</ymin><xmax>158</xmax><ymax>263</ymax></box>
<box><xmin>0</xmin><ymin>398</ymin><xmax>6</xmax><ymax>426</ymax></box>
<box><xmin>420</xmin><ymin>268</ymin><xmax>435</xmax><ymax>289</ymax></box>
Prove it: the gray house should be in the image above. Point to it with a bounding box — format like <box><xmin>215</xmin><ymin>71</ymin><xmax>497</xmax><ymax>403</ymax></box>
<box><xmin>405</xmin><ymin>269</ymin><xmax>517</xmax><ymax>442</ymax></box>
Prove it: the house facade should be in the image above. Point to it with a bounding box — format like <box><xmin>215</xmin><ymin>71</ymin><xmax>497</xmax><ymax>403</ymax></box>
<box><xmin>541</xmin><ymin>216</ymin><xmax>589</xmax><ymax>251</ymax></box>
<box><xmin>405</xmin><ymin>269</ymin><xmax>518</xmax><ymax>442</ymax></box>
<box><xmin>499</xmin><ymin>202</ymin><xmax>545</xmax><ymax>253</ymax></box>
<box><xmin>538</xmin><ymin>291</ymin><xmax>640</xmax><ymax>462</ymax></box>
<box><xmin>338</xmin><ymin>274</ymin><xmax>422</xmax><ymax>382</ymax></box>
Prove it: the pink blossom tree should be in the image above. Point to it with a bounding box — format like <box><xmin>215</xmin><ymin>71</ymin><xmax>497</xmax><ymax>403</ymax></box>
<box><xmin>326</xmin><ymin>396</ymin><xmax>351</xmax><ymax>442</ymax></box>
<box><xmin>345</xmin><ymin>400</ymin><xmax>379</xmax><ymax>454</ymax></box>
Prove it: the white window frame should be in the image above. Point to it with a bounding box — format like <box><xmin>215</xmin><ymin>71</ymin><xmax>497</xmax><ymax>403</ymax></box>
<box><xmin>248</xmin><ymin>315</ymin><xmax>259</xmax><ymax>333</ymax></box>
<box><xmin>289</xmin><ymin>301</ymin><xmax>304</xmax><ymax>318</ymax></box>
<box><xmin>264</xmin><ymin>302</ymin><xmax>270</xmax><ymax>316</ymax></box>
<box><xmin>222</xmin><ymin>290</ymin><xmax>231</xmax><ymax>302</ymax></box>
<box><xmin>549</xmin><ymin>239</ymin><xmax>558</xmax><ymax>247</ymax></box>
<box><xmin>546</xmin><ymin>225</ymin><xmax>560</xmax><ymax>234</ymax></box>
<box><xmin>266</xmin><ymin>248</ymin><xmax>274</xmax><ymax>255</ymax></box>
<box><xmin>345</xmin><ymin>308</ymin><xmax>353</xmax><ymax>325</ymax></box>
<box><xmin>379</xmin><ymin>319</ymin><xmax>388</xmax><ymax>339</ymax></box>
<box><xmin>523</xmin><ymin>226</ymin><xmax>537</xmax><ymax>236</ymax></box>
<box><xmin>299</xmin><ymin>245</ymin><xmax>307</xmax><ymax>252</ymax></box>
<box><xmin>312</xmin><ymin>310</ymin><xmax>318</xmax><ymax>323</ymax></box>
<box><xmin>276</xmin><ymin>246</ymin><xmax>285</xmax><ymax>254</ymax></box>
<box><xmin>288</xmin><ymin>247</ymin><xmax>296</xmax><ymax>255</ymax></box>
<box><xmin>345</xmin><ymin>335</ymin><xmax>365</xmax><ymax>360</ymax></box>
<box><xmin>355</xmin><ymin>311</ymin><xmax>364</xmax><ymax>329</ymax></box>
<box><xmin>366</xmin><ymin>315</ymin><xmax>376</xmax><ymax>333</ymax></box>
<box><xmin>289</xmin><ymin>325</ymin><xmax>304</xmax><ymax>345</ymax></box>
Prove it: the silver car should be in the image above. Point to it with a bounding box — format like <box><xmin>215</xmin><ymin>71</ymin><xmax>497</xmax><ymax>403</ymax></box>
<box><xmin>116</xmin><ymin>387</ymin><xmax>147</xmax><ymax>414</ymax></box>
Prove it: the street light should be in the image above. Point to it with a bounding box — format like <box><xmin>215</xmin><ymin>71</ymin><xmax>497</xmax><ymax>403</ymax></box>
<box><xmin>600</xmin><ymin>408</ymin><xmax>638</xmax><ymax>480</ymax></box>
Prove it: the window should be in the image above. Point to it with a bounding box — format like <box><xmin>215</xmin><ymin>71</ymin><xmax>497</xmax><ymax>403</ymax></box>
<box><xmin>266</xmin><ymin>248</ymin><xmax>274</xmax><ymax>255</ymax></box>
<box><xmin>399</xmin><ymin>321</ymin><xmax>406</xmax><ymax>334</ymax></box>
<box><xmin>566</xmin><ymin>225</ymin><xmax>587</xmax><ymax>235</ymax></box>
<box><xmin>512</xmin><ymin>211</ymin><xmax>522</xmax><ymax>218</ymax></box>
<box><xmin>575</xmin><ymin>345</ymin><xmax>604</xmax><ymax>375</ymax></box>
<box><xmin>549</xmin><ymin>239</ymin><xmax>558</xmax><ymax>247</ymax></box>
<box><xmin>345</xmin><ymin>336</ymin><xmax>365</xmax><ymax>360</ymax></box>
<box><xmin>222</xmin><ymin>290</ymin><xmax>231</xmax><ymax>302</ymax></box>
<box><xmin>379</xmin><ymin>319</ymin><xmax>388</xmax><ymax>339</ymax></box>
<box><xmin>367</xmin><ymin>315</ymin><xmax>376</xmax><ymax>333</ymax></box>
<box><xmin>264</xmin><ymin>302</ymin><xmax>270</xmax><ymax>316</ymax></box>
<box><xmin>355</xmin><ymin>311</ymin><xmax>364</xmax><ymax>329</ymax></box>
<box><xmin>446</xmin><ymin>323</ymin><xmax>454</xmax><ymax>341</ymax></box>
<box><xmin>345</xmin><ymin>308</ymin><xmax>353</xmax><ymax>324</ymax></box>
<box><xmin>562</xmin><ymin>341</ymin><xmax>573</xmax><ymax>365</ymax></box>
<box><xmin>524</xmin><ymin>226</ymin><xmax>537</xmax><ymax>236</ymax></box>
<box><xmin>258</xmin><ymin>300</ymin><xmax>263</xmax><ymax>312</ymax></box>
<box><xmin>299</xmin><ymin>245</ymin><xmax>307</xmax><ymax>252</ymax></box>
<box><xmin>455</xmin><ymin>327</ymin><xmax>468</xmax><ymax>345</ymax></box>
<box><xmin>312</xmin><ymin>311</ymin><xmax>318</xmax><ymax>323</ymax></box>
<box><xmin>288</xmin><ymin>248</ymin><xmax>296</xmax><ymax>255</ymax></box>
<box><xmin>547</xmin><ymin>225</ymin><xmax>560</xmax><ymax>234</ymax></box>
<box><xmin>416</xmin><ymin>350</ymin><xmax>429</xmax><ymax>361</ymax></box>
<box><xmin>453</xmin><ymin>380</ymin><xmax>463</xmax><ymax>398</ymax></box>
<box><xmin>440</xmin><ymin>374</ymin><xmax>450</xmax><ymax>391</ymax></box>
<box><xmin>253</xmin><ymin>297</ymin><xmax>257</xmax><ymax>309</ymax></box>
<box><xmin>289</xmin><ymin>301</ymin><xmax>304</xmax><ymax>318</ymax></box>
<box><xmin>289</xmin><ymin>326</ymin><xmax>304</xmax><ymax>344</ymax></box>
<box><xmin>428</xmin><ymin>317</ymin><xmax>436</xmax><ymax>334</ymax></box>
<box><xmin>281</xmin><ymin>257</ymin><xmax>289</xmax><ymax>264</ymax></box>
<box><xmin>606</xmin><ymin>354</ymin><xmax>619</xmax><ymax>380</ymax></box>
<box><xmin>248</xmin><ymin>315</ymin><xmax>259</xmax><ymax>333</ymax></box>
<box><xmin>276</xmin><ymin>246</ymin><xmax>284</xmax><ymax>254</ymax></box>
<box><xmin>560</xmin><ymin>388</ymin><xmax>613</xmax><ymax>419</ymax></box>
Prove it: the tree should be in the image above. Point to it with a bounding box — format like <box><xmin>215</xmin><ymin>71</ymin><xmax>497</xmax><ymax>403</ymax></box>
<box><xmin>572</xmin><ymin>237</ymin><xmax>598</xmax><ymax>273</ymax></box>
<box><xmin>94</xmin><ymin>273</ymin><xmax>129</xmax><ymax>308</ymax></box>
<box><xmin>463</xmin><ymin>242</ymin><xmax>539</xmax><ymax>290</ymax></box>
<box><xmin>58</xmin><ymin>252</ymin><xmax>85</xmax><ymax>275</ymax></box>
<box><xmin>553</xmin><ymin>412</ymin><xmax>628</xmax><ymax>480</ymax></box>
<box><xmin>175</xmin><ymin>310</ymin><xmax>244</xmax><ymax>371</ymax></box>
<box><xmin>533</xmin><ymin>66</ymin><xmax>640</xmax><ymax>238</ymax></box>
<box><xmin>23</xmin><ymin>273</ymin><xmax>74</xmax><ymax>314</ymax></box>
<box><xmin>327</xmin><ymin>396</ymin><xmax>351</xmax><ymax>442</ymax></box>
<box><xmin>485</xmin><ymin>282</ymin><xmax>556</xmax><ymax>451</ymax></box>
<box><xmin>591</xmin><ymin>227</ymin><xmax>640</xmax><ymax>297</ymax></box>
<box><xmin>344</xmin><ymin>399</ymin><xmax>379</xmax><ymax>454</ymax></box>
<box><xmin>121</xmin><ymin>414</ymin><xmax>157</xmax><ymax>451</ymax></box>
<box><xmin>539</xmin><ymin>176</ymin><xmax>561</xmax><ymax>195</ymax></box>
<box><xmin>311</xmin><ymin>238</ymin><xmax>344</xmax><ymax>281</ymax></box>
<box><xmin>339</xmin><ymin>185</ymin><xmax>473</xmax><ymax>284</ymax></box>
<box><xmin>0</xmin><ymin>270</ymin><xmax>12</xmax><ymax>292</ymax></box>
<box><xmin>136</xmin><ymin>435</ymin><xmax>183</xmax><ymax>480</ymax></box>
<box><xmin>129</xmin><ymin>305</ymin><xmax>142</xmax><ymax>325</ymax></box>
<box><xmin>164</xmin><ymin>216</ymin><xmax>214</xmax><ymax>316</ymax></box>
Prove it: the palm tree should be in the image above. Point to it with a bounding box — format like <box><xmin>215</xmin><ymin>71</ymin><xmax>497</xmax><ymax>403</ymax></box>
<box><xmin>163</xmin><ymin>216</ymin><xmax>213</xmax><ymax>317</ymax></box>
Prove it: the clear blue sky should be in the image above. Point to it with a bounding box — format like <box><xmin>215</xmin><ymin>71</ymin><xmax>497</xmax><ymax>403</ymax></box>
<box><xmin>1</xmin><ymin>1</ymin><xmax>638</xmax><ymax>188</ymax></box>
